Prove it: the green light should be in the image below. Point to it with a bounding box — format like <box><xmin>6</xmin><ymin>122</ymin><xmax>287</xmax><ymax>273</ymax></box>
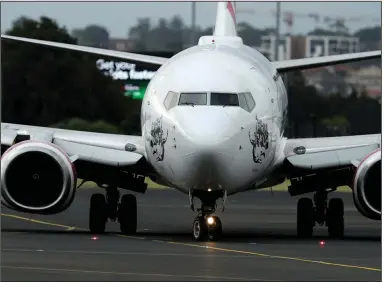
<box><xmin>132</xmin><ymin>90</ymin><xmax>145</xmax><ymax>100</ymax></box>
<box><xmin>123</xmin><ymin>82</ymin><xmax>148</xmax><ymax>100</ymax></box>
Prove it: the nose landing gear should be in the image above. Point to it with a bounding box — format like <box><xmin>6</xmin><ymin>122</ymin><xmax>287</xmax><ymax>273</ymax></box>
<box><xmin>193</xmin><ymin>213</ymin><xmax>223</xmax><ymax>241</ymax></box>
<box><xmin>190</xmin><ymin>189</ymin><xmax>225</xmax><ymax>241</ymax></box>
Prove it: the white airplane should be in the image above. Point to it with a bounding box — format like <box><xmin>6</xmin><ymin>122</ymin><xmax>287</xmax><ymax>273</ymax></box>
<box><xmin>1</xmin><ymin>2</ymin><xmax>381</xmax><ymax>241</ymax></box>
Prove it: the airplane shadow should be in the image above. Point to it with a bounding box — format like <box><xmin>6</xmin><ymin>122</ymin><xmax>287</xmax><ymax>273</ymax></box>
<box><xmin>1</xmin><ymin>228</ymin><xmax>380</xmax><ymax>243</ymax></box>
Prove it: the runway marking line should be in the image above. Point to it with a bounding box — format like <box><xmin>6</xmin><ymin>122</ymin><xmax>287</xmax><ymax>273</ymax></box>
<box><xmin>1</xmin><ymin>265</ymin><xmax>273</xmax><ymax>281</ymax></box>
<box><xmin>167</xmin><ymin>241</ymin><xmax>381</xmax><ymax>272</ymax></box>
<box><xmin>1</xmin><ymin>213</ymin><xmax>146</xmax><ymax>239</ymax></box>
<box><xmin>4</xmin><ymin>248</ymin><xmax>378</xmax><ymax>262</ymax></box>
<box><xmin>2</xmin><ymin>212</ymin><xmax>381</xmax><ymax>273</ymax></box>
<box><xmin>1</xmin><ymin>213</ymin><xmax>78</xmax><ymax>231</ymax></box>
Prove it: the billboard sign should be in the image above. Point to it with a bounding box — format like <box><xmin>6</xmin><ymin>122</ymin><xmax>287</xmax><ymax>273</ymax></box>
<box><xmin>96</xmin><ymin>58</ymin><xmax>158</xmax><ymax>99</ymax></box>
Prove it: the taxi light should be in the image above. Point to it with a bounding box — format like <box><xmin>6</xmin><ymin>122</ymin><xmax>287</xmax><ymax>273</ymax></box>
<box><xmin>207</xmin><ymin>216</ymin><xmax>215</xmax><ymax>225</ymax></box>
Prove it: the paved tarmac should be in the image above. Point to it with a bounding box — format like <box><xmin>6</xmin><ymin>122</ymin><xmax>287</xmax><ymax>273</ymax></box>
<box><xmin>1</xmin><ymin>188</ymin><xmax>381</xmax><ymax>281</ymax></box>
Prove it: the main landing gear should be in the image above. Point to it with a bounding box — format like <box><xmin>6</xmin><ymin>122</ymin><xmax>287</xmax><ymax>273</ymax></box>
<box><xmin>190</xmin><ymin>190</ymin><xmax>226</xmax><ymax>241</ymax></box>
<box><xmin>89</xmin><ymin>186</ymin><xmax>137</xmax><ymax>234</ymax></box>
<box><xmin>297</xmin><ymin>190</ymin><xmax>344</xmax><ymax>238</ymax></box>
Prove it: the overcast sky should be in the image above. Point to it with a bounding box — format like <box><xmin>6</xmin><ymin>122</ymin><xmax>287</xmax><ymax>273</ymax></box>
<box><xmin>1</xmin><ymin>2</ymin><xmax>381</xmax><ymax>37</ymax></box>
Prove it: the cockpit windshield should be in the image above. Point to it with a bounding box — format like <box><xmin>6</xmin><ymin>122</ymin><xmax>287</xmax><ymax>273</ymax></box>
<box><xmin>210</xmin><ymin>93</ymin><xmax>239</xmax><ymax>107</ymax></box>
<box><xmin>167</xmin><ymin>91</ymin><xmax>254</xmax><ymax>112</ymax></box>
<box><xmin>178</xmin><ymin>93</ymin><xmax>207</xmax><ymax>106</ymax></box>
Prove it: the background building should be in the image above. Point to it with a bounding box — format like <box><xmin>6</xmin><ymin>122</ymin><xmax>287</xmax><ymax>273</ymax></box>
<box><xmin>108</xmin><ymin>38</ymin><xmax>135</xmax><ymax>51</ymax></box>
<box><xmin>257</xmin><ymin>34</ymin><xmax>360</xmax><ymax>61</ymax></box>
<box><xmin>346</xmin><ymin>65</ymin><xmax>382</xmax><ymax>99</ymax></box>
<box><xmin>256</xmin><ymin>34</ymin><xmax>380</xmax><ymax>100</ymax></box>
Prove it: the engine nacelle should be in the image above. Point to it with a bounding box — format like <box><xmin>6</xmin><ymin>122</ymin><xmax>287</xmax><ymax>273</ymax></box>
<box><xmin>352</xmin><ymin>149</ymin><xmax>381</xmax><ymax>220</ymax></box>
<box><xmin>1</xmin><ymin>140</ymin><xmax>77</xmax><ymax>214</ymax></box>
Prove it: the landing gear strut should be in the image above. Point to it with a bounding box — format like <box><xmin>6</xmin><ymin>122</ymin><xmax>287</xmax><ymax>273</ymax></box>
<box><xmin>297</xmin><ymin>190</ymin><xmax>344</xmax><ymax>238</ymax></box>
<box><xmin>89</xmin><ymin>186</ymin><xmax>137</xmax><ymax>235</ymax></box>
<box><xmin>190</xmin><ymin>190</ymin><xmax>225</xmax><ymax>241</ymax></box>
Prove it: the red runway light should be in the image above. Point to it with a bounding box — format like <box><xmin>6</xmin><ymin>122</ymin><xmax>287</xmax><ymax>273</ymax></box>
<box><xmin>91</xmin><ymin>236</ymin><xmax>98</xmax><ymax>240</ymax></box>
<box><xmin>319</xmin><ymin>240</ymin><xmax>325</xmax><ymax>246</ymax></box>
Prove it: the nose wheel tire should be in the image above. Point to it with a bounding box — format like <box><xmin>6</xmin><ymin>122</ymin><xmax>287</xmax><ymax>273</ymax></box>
<box><xmin>207</xmin><ymin>216</ymin><xmax>223</xmax><ymax>241</ymax></box>
<box><xmin>193</xmin><ymin>216</ymin><xmax>208</xmax><ymax>241</ymax></box>
<box><xmin>192</xmin><ymin>215</ymin><xmax>223</xmax><ymax>241</ymax></box>
<box><xmin>297</xmin><ymin>197</ymin><xmax>314</xmax><ymax>238</ymax></box>
<box><xmin>327</xmin><ymin>198</ymin><xmax>344</xmax><ymax>238</ymax></box>
<box><xmin>89</xmin><ymin>193</ymin><xmax>107</xmax><ymax>234</ymax></box>
<box><xmin>118</xmin><ymin>194</ymin><xmax>137</xmax><ymax>234</ymax></box>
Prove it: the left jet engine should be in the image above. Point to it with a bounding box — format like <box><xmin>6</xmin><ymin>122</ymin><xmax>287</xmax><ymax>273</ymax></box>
<box><xmin>1</xmin><ymin>140</ymin><xmax>77</xmax><ymax>214</ymax></box>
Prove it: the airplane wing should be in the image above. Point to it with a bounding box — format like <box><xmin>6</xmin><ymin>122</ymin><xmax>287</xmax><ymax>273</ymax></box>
<box><xmin>1</xmin><ymin>122</ymin><xmax>146</xmax><ymax>167</ymax></box>
<box><xmin>1</xmin><ymin>35</ymin><xmax>168</xmax><ymax>66</ymax></box>
<box><xmin>1</xmin><ymin>35</ymin><xmax>163</xmax><ymax>190</ymax></box>
<box><xmin>3</xmin><ymin>35</ymin><xmax>380</xmax><ymax>72</ymax></box>
<box><xmin>274</xmin><ymin>50</ymin><xmax>381</xmax><ymax>73</ymax></box>
<box><xmin>283</xmin><ymin>134</ymin><xmax>381</xmax><ymax>171</ymax></box>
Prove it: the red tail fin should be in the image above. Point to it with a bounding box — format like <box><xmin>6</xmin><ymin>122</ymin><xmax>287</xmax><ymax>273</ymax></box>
<box><xmin>214</xmin><ymin>2</ymin><xmax>237</xmax><ymax>36</ymax></box>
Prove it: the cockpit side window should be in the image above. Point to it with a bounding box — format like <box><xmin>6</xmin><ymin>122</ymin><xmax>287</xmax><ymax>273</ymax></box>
<box><xmin>244</xmin><ymin>92</ymin><xmax>255</xmax><ymax>111</ymax></box>
<box><xmin>238</xmin><ymin>92</ymin><xmax>255</xmax><ymax>112</ymax></box>
<box><xmin>178</xmin><ymin>93</ymin><xmax>207</xmax><ymax>106</ymax></box>
<box><xmin>169</xmin><ymin>92</ymin><xmax>179</xmax><ymax>108</ymax></box>
<box><xmin>164</xmin><ymin>91</ymin><xmax>179</xmax><ymax>110</ymax></box>
<box><xmin>238</xmin><ymin>93</ymin><xmax>249</xmax><ymax>111</ymax></box>
<box><xmin>210</xmin><ymin>93</ymin><xmax>239</xmax><ymax>106</ymax></box>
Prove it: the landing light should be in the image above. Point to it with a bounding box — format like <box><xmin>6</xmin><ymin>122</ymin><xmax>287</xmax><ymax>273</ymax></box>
<box><xmin>207</xmin><ymin>216</ymin><xmax>215</xmax><ymax>225</ymax></box>
<box><xmin>208</xmin><ymin>188</ymin><xmax>212</xmax><ymax>192</ymax></box>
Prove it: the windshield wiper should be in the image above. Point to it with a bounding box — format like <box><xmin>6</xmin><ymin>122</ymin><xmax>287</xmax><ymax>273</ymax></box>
<box><xmin>180</xmin><ymin>102</ymin><xmax>195</xmax><ymax>107</ymax></box>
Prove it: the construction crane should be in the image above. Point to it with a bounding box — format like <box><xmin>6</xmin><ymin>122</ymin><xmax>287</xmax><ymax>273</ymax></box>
<box><xmin>236</xmin><ymin>8</ymin><xmax>380</xmax><ymax>35</ymax></box>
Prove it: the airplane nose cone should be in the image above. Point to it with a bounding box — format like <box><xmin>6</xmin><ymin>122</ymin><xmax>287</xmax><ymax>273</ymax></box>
<box><xmin>176</xmin><ymin>107</ymin><xmax>234</xmax><ymax>146</ymax></box>
<box><xmin>172</xmin><ymin>107</ymin><xmax>236</xmax><ymax>190</ymax></box>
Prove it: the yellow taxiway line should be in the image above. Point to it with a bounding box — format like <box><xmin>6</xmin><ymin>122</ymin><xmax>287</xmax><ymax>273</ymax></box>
<box><xmin>1</xmin><ymin>212</ymin><xmax>380</xmax><ymax>273</ymax></box>
<box><xmin>2</xmin><ymin>213</ymin><xmax>80</xmax><ymax>231</ymax></box>
<box><xmin>167</xmin><ymin>241</ymin><xmax>380</xmax><ymax>272</ymax></box>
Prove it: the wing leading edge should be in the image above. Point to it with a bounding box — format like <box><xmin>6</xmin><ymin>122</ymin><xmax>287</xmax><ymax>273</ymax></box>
<box><xmin>1</xmin><ymin>35</ymin><xmax>168</xmax><ymax>66</ymax></box>
<box><xmin>274</xmin><ymin>50</ymin><xmax>381</xmax><ymax>73</ymax></box>
<box><xmin>2</xmin><ymin>35</ymin><xmax>381</xmax><ymax>72</ymax></box>
<box><xmin>1</xmin><ymin>123</ymin><xmax>146</xmax><ymax>167</ymax></box>
<box><xmin>284</xmin><ymin>134</ymin><xmax>381</xmax><ymax>171</ymax></box>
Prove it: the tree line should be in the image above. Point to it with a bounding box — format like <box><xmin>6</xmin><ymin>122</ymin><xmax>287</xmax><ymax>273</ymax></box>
<box><xmin>72</xmin><ymin>15</ymin><xmax>381</xmax><ymax>52</ymax></box>
<box><xmin>1</xmin><ymin>16</ymin><xmax>381</xmax><ymax>138</ymax></box>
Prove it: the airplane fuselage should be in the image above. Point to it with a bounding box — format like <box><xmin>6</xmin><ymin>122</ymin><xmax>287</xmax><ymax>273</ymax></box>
<box><xmin>0</xmin><ymin>1</ymin><xmax>380</xmax><ymax>242</ymax></box>
<box><xmin>141</xmin><ymin>36</ymin><xmax>288</xmax><ymax>195</ymax></box>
